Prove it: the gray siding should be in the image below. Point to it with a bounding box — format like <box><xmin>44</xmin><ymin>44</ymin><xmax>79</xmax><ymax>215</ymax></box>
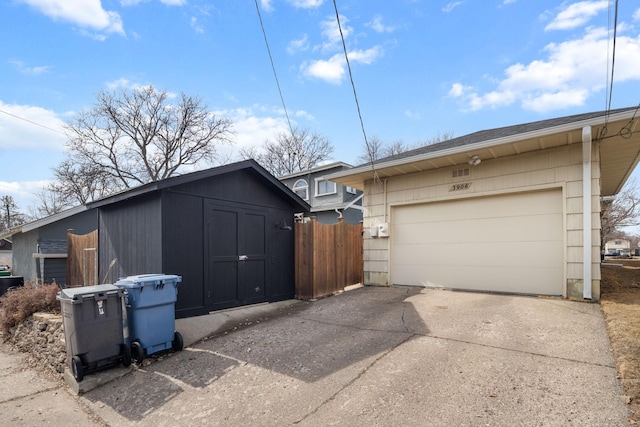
<box><xmin>12</xmin><ymin>229</ymin><xmax>39</xmax><ymax>282</ymax></box>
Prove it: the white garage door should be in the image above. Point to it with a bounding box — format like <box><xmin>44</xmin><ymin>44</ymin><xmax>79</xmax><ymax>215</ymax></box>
<box><xmin>391</xmin><ymin>189</ymin><xmax>564</xmax><ymax>295</ymax></box>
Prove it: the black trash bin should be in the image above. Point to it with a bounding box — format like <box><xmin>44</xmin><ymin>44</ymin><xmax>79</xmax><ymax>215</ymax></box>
<box><xmin>0</xmin><ymin>276</ymin><xmax>24</xmax><ymax>297</ymax></box>
<box><xmin>57</xmin><ymin>284</ymin><xmax>131</xmax><ymax>382</ymax></box>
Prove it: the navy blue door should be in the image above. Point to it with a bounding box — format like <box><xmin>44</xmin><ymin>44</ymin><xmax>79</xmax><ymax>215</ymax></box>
<box><xmin>205</xmin><ymin>203</ymin><xmax>267</xmax><ymax>311</ymax></box>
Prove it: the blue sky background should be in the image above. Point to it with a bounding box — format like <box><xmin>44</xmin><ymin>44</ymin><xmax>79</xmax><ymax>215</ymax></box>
<box><xmin>1</xmin><ymin>0</ymin><xmax>640</xmax><ymax>212</ymax></box>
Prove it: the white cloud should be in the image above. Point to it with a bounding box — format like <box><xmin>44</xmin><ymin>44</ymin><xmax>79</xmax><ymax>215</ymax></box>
<box><xmin>0</xmin><ymin>180</ymin><xmax>50</xmax><ymax>211</ymax></box>
<box><xmin>287</xmin><ymin>34</ymin><xmax>309</xmax><ymax>54</ymax></box>
<box><xmin>9</xmin><ymin>60</ymin><xmax>51</xmax><ymax>75</ymax></box>
<box><xmin>302</xmin><ymin>55</ymin><xmax>345</xmax><ymax>84</ymax></box>
<box><xmin>0</xmin><ymin>102</ymin><xmax>67</xmax><ymax>150</ymax></box>
<box><xmin>634</xmin><ymin>8</ymin><xmax>640</xmax><ymax>22</ymax></box>
<box><xmin>18</xmin><ymin>0</ymin><xmax>124</xmax><ymax>36</ymax></box>
<box><xmin>190</xmin><ymin>16</ymin><xmax>204</xmax><ymax>34</ymax></box>
<box><xmin>319</xmin><ymin>15</ymin><xmax>352</xmax><ymax>52</ymax></box>
<box><xmin>404</xmin><ymin>110</ymin><xmax>421</xmax><ymax>120</ymax></box>
<box><xmin>286</xmin><ymin>0</ymin><xmax>324</xmax><ymax>9</ymax></box>
<box><xmin>160</xmin><ymin>0</ymin><xmax>186</xmax><ymax>5</ymax></box>
<box><xmin>545</xmin><ymin>0</ymin><xmax>608</xmax><ymax>31</ymax></box>
<box><xmin>442</xmin><ymin>1</ymin><xmax>464</xmax><ymax>13</ymax></box>
<box><xmin>302</xmin><ymin>46</ymin><xmax>383</xmax><ymax>84</ymax></box>
<box><xmin>367</xmin><ymin>15</ymin><xmax>396</xmax><ymax>33</ymax></box>
<box><xmin>212</xmin><ymin>106</ymin><xmax>291</xmax><ymax>162</ymax></box>
<box><xmin>449</xmin><ymin>26</ymin><xmax>640</xmax><ymax>113</ymax></box>
<box><xmin>259</xmin><ymin>0</ymin><xmax>274</xmax><ymax>12</ymax></box>
<box><xmin>348</xmin><ymin>46</ymin><xmax>383</xmax><ymax>65</ymax></box>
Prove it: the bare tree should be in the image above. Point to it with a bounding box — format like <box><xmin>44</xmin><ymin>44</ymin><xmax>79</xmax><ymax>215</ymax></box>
<box><xmin>357</xmin><ymin>132</ymin><xmax>454</xmax><ymax>165</ymax></box>
<box><xmin>52</xmin><ymin>86</ymin><xmax>233</xmax><ymax>206</ymax></box>
<box><xmin>0</xmin><ymin>195</ymin><xmax>26</xmax><ymax>231</ymax></box>
<box><xmin>244</xmin><ymin>127</ymin><xmax>334</xmax><ymax>176</ymax></box>
<box><xmin>601</xmin><ymin>179</ymin><xmax>640</xmax><ymax>248</ymax></box>
<box><xmin>418</xmin><ymin>131</ymin><xmax>455</xmax><ymax>146</ymax></box>
<box><xmin>29</xmin><ymin>186</ymin><xmax>72</xmax><ymax>219</ymax></box>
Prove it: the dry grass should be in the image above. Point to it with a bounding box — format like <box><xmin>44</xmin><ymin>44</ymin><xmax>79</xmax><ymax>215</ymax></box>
<box><xmin>601</xmin><ymin>260</ymin><xmax>640</xmax><ymax>422</ymax></box>
<box><xmin>0</xmin><ymin>284</ymin><xmax>60</xmax><ymax>333</ymax></box>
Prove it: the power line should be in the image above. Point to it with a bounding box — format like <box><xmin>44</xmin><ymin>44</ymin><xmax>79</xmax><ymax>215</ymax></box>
<box><xmin>601</xmin><ymin>0</ymin><xmax>620</xmax><ymax>139</ymax></box>
<box><xmin>0</xmin><ymin>108</ymin><xmax>66</xmax><ymax>136</ymax></box>
<box><xmin>331</xmin><ymin>0</ymin><xmax>380</xmax><ymax>183</ymax></box>
<box><xmin>254</xmin><ymin>0</ymin><xmax>294</xmax><ymax>137</ymax></box>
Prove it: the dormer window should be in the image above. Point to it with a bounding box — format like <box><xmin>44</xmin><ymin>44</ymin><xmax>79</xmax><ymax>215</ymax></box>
<box><xmin>316</xmin><ymin>179</ymin><xmax>337</xmax><ymax>196</ymax></box>
<box><xmin>293</xmin><ymin>179</ymin><xmax>308</xmax><ymax>200</ymax></box>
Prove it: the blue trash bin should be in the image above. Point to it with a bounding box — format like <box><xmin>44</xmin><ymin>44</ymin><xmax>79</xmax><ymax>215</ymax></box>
<box><xmin>114</xmin><ymin>274</ymin><xmax>183</xmax><ymax>363</ymax></box>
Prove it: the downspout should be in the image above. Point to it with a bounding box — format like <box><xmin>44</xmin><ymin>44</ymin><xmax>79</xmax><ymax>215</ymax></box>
<box><xmin>582</xmin><ymin>126</ymin><xmax>593</xmax><ymax>300</ymax></box>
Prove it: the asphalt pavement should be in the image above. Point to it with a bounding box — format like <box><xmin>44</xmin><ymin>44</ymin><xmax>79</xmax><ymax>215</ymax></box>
<box><xmin>0</xmin><ymin>286</ymin><xmax>632</xmax><ymax>426</ymax></box>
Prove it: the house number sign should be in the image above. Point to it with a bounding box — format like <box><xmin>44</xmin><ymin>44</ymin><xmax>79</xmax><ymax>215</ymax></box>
<box><xmin>450</xmin><ymin>183</ymin><xmax>471</xmax><ymax>192</ymax></box>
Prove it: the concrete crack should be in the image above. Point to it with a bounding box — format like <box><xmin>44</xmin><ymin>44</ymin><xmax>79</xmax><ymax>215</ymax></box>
<box><xmin>292</xmin><ymin>333</ymin><xmax>414</xmax><ymax>425</ymax></box>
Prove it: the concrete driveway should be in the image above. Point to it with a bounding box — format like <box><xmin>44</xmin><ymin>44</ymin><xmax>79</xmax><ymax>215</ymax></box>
<box><xmin>73</xmin><ymin>286</ymin><xmax>630</xmax><ymax>426</ymax></box>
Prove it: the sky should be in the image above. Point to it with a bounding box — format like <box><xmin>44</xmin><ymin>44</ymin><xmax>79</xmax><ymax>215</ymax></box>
<box><xmin>1</xmin><ymin>0</ymin><xmax>640</xmax><ymax>213</ymax></box>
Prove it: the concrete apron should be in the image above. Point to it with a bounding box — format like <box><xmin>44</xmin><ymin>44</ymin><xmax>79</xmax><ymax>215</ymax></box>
<box><xmin>77</xmin><ymin>287</ymin><xmax>630</xmax><ymax>426</ymax></box>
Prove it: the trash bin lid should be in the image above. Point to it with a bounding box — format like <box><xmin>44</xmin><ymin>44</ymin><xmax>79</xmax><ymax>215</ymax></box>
<box><xmin>114</xmin><ymin>274</ymin><xmax>181</xmax><ymax>289</ymax></box>
<box><xmin>58</xmin><ymin>283</ymin><xmax>122</xmax><ymax>301</ymax></box>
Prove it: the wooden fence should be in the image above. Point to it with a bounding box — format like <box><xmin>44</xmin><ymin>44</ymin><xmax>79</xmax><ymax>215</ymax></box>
<box><xmin>295</xmin><ymin>218</ymin><xmax>363</xmax><ymax>300</ymax></box>
<box><xmin>67</xmin><ymin>229</ymin><xmax>98</xmax><ymax>288</ymax></box>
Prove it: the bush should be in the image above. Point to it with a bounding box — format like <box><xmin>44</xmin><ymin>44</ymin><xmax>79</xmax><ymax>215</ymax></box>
<box><xmin>0</xmin><ymin>284</ymin><xmax>60</xmax><ymax>333</ymax></box>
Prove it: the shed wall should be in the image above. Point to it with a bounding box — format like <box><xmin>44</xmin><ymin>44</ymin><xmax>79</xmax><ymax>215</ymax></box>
<box><xmin>99</xmin><ymin>195</ymin><xmax>163</xmax><ymax>284</ymax></box>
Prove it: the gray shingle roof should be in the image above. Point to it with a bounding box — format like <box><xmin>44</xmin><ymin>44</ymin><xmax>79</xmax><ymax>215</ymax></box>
<box><xmin>363</xmin><ymin>107</ymin><xmax>638</xmax><ymax>166</ymax></box>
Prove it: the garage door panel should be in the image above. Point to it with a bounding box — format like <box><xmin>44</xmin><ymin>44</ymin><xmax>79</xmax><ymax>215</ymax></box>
<box><xmin>393</xmin><ymin>264</ymin><xmax>562</xmax><ymax>295</ymax></box>
<box><xmin>394</xmin><ymin>214</ymin><xmax>562</xmax><ymax>244</ymax></box>
<box><xmin>393</xmin><ymin>241</ymin><xmax>563</xmax><ymax>268</ymax></box>
<box><xmin>394</xmin><ymin>191</ymin><xmax>562</xmax><ymax>224</ymax></box>
<box><xmin>391</xmin><ymin>190</ymin><xmax>564</xmax><ymax>295</ymax></box>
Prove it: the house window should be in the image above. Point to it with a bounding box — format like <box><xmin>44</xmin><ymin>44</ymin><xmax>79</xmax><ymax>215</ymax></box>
<box><xmin>346</xmin><ymin>186</ymin><xmax>356</xmax><ymax>194</ymax></box>
<box><xmin>316</xmin><ymin>179</ymin><xmax>337</xmax><ymax>196</ymax></box>
<box><xmin>293</xmin><ymin>179</ymin><xmax>308</xmax><ymax>200</ymax></box>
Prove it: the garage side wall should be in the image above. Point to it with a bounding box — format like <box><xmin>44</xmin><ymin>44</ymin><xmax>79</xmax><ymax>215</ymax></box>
<box><xmin>363</xmin><ymin>143</ymin><xmax>601</xmax><ymax>300</ymax></box>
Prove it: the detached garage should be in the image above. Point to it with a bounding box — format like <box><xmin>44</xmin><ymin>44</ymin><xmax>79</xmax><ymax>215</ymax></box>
<box><xmin>325</xmin><ymin>108</ymin><xmax>640</xmax><ymax>301</ymax></box>
<box><xmin>89</xmin><ymin>160</ymin><xmax>308</xmax><ymax>318</ymax></box>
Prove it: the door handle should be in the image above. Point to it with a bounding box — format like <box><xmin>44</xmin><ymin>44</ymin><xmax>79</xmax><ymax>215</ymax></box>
<box><xmin>239</xmin><ymin>255</ymin><xmax>248</xmax><ymax>261</ymax></box>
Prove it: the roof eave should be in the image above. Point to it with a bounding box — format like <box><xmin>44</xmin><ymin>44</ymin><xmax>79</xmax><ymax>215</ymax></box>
<box><xmin>324</xmin><ymin>109</ymin><xmax>637</xmax><ymax>188</ymax></box>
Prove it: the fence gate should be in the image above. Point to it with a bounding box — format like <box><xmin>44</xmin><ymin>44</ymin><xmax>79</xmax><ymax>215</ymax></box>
<box><xmin>67</xmin><ymin>229</ymin><xmax>98</xmax><ymax>287</ymax></box>
<box><xmin>295</xmin><ymin>218</ymin><xmax>363</xmax><ymax>299</ymax></box>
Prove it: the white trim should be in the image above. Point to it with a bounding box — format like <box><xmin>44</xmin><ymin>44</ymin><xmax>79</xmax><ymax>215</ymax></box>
<box><xmin>293</xmin><ymin>179</ymin><xmax>309</xmax><ymax>200</ymax></box>
<box><xmin>324</xmin><ymin>109</ymin><xmax>637</xmax><ymax>181</ymax></box>
<box><xmin>315</xmin><ymin>179</ymin><xmax>337</xmax><ymax>196</ymax></box>
<box><xmin>582</xmin><ymin>126</ymin><xmax>593</xmax><ymax>300</ymax></box>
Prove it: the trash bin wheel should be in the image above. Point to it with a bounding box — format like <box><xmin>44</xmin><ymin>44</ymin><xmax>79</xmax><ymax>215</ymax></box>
<box><xmin>121</xmin><ymin>343</ymin><xmax>132</xmax><ymax>367</ymax></box>
<box><xmin>131</xmin><ymin>341</ymin><xmax>145</xmax><ymax>364</ymax></box>
<box><xmin>172</xmin><ymin>331</ymin><xmax>184</xmax><ymax>352</ymax></box>
<box><xmin>72</xmin><ymin>356</ymin><xmax>84</xmax><ymax>382</ymax></box>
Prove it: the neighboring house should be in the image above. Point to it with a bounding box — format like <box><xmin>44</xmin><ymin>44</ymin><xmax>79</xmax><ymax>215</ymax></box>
<box><xmin>325</xmin><ymin>107</ymin><xmax>640</xmax><ymax>301</ymax></box>
<box><xmin>605</xmin><ymin>239</ymin><xmax>631</xmax><ymax>255</ymax></box>
<box><xmin>279</xmin><ymin>162</ymin><xmax>363</xmax><ymax>225</ymax></box>
<box><xmin>6</xmin><ymin>207</ymin><xmax>98</xmax><ymax>286</ymax></box>
<box><xmin>0</xmin><ymin>238</ymin><xmax>12</xmax><ymax>269</ymax></box>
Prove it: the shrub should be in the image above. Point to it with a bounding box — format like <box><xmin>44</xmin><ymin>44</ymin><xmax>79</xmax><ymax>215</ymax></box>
<box><xmin>0</xmin><ymin>284</ymin><xmax>60</xmax><ymax>333</ymax></box>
